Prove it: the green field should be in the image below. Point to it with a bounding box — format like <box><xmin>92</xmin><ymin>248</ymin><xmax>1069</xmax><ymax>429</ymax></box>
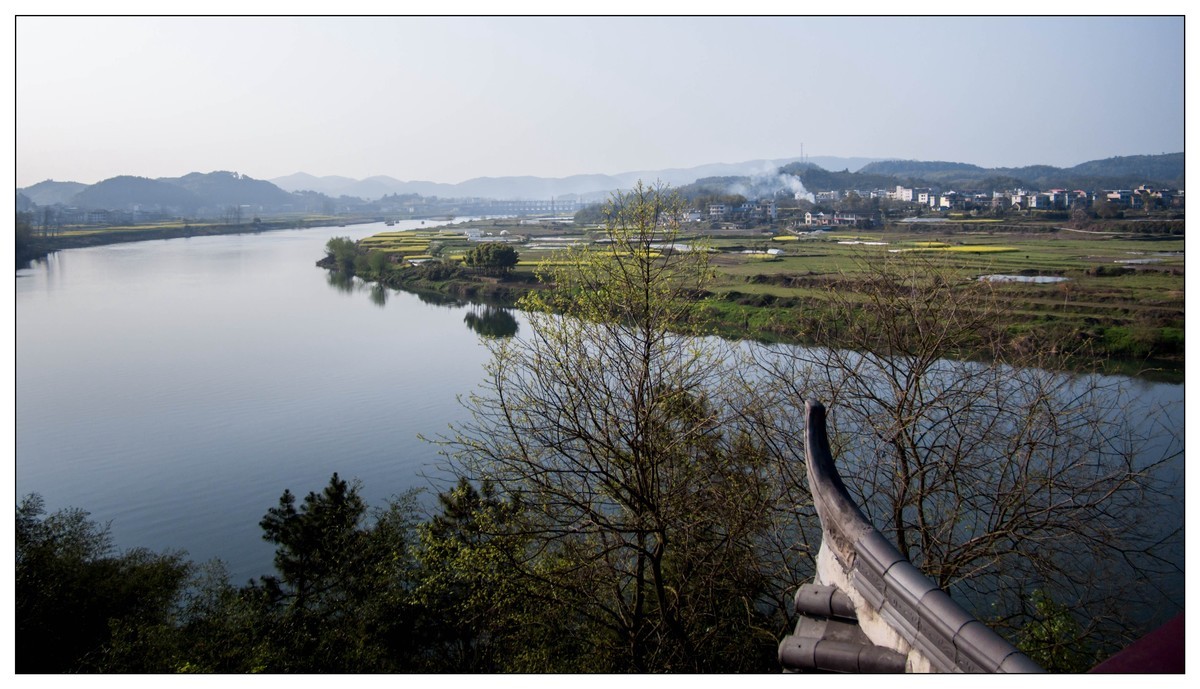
<box><xmin>354</xmin><ymin>221</ymin><xmax>1184</xmax><ymax>375</ymax></box>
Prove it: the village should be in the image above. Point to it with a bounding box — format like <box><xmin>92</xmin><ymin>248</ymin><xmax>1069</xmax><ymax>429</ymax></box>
<box><xmin>695</xmin><ymin>182</ymin><xmax>1184</xmax><ymax>231</ymax></box>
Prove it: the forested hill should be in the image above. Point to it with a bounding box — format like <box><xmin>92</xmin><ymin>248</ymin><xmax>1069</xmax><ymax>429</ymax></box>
<box><xmin>71</xmin><ymin>176</ymin><xmax>204</xmax><ymax>213</ymax></box>
<box><xmin>848</xmin><ymin>152</ymin><xmax>1183</xmax><ymax>190</ymax></box>
<box><xmin>166</xmin><ymin>171</ymin><xmax>298</xmax><ymax>208</ymax></box>
<box><xmin>26</xmin><ymin>171</ymin><xmax>305</xmax><ymax>214</ymax></box>
<box><xmin>1066</xmin><ymin>153</ymin><xmax>1185</xmax><ymax>186</ymax></box>
<box><xmin>19</xmin><ymin>179</ymin><xmax>88</xmax><ymax>206</ymax></box>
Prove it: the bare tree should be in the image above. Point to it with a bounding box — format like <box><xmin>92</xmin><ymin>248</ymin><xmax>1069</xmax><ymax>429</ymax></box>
<box><xmin>751</xmin><ymin>254</ymin><xmax>1182</xmax><ymax>661</ymax></box>
<box><xmin>438</xmin><ymin>182</ymin><xmax>807</xmax><ymax>671</ymax></box>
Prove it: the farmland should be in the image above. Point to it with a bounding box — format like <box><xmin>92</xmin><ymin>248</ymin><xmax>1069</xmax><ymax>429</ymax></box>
<box><xmin>342</xmin><ymin>217</ymin><xmax>1183</xmax><ymax>378</ymax></box>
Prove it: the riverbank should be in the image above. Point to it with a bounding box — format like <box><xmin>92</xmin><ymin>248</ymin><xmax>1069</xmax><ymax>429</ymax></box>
<box><xmin>319</xmin><ymin>256</ymin><xmax>1184</xmax><ymax>382</ymax></box>
<box><xmin>316</xmin><ymin>254</ymin><xmax>541</xmax><ymax>304</ymax></box>
<box><xmin>17</xmin><ymin>216</ymin><xmax>383</xmax><ymax>266</ymax></box>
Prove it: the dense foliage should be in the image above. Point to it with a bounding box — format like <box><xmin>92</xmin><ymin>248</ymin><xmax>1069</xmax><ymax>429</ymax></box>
<box><xmin>16</xmin><ymin>495</ymin><xmax>192</xmax><ymax>672</ymax></box>
<box><xmin>462</xmin><ymin>242</ymin><xmax>519</xmax><ymax>273</ymax></box>
<box><xmin>16</xmin><ymin>476</ymin><xmax>526</xmax><ymax>673</ymax></box>
<box><xmin>15</xmin><ymin>212</ymin><xmax>35</xmax><ymax>263</ymax></box>
<box><xmin>323</xmin><ymin>236</ymin><xmax>359</xmax><ymax>272</ymax></box>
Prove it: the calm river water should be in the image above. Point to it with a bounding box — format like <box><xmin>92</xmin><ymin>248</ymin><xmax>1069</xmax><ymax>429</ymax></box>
<box><xmin>16</xmin><ymin>220</ymin><xmax>512</xmax><ymax>582</ymax></box>
<box><xmin>15</xmin><ymin>220</ymin><xmax>1185</xmax><ymax>606</ymax></box>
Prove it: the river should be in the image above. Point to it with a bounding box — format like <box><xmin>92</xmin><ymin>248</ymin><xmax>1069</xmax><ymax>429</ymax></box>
<box><xmin>16</xmin><ymin>219</ymin><xmax>510</xmax><ymax>582</ymax></box>
<box><xmin>15</xmin><ymin>220</ymin><xmax>1185</xmax><ymax>610</ymax></box>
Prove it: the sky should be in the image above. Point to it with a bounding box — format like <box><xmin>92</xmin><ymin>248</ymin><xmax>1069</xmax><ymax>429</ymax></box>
<box><xmin>12</xmin><ymin>11</ymin><xmax>1188</xmax><ymax>188</ymax></box>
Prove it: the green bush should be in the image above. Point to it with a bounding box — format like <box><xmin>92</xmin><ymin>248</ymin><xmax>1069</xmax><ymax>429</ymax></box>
<box><xmin>463</xmin><ymin>242</ymin><xmax>519</xmax><ymax>273</ymax></box>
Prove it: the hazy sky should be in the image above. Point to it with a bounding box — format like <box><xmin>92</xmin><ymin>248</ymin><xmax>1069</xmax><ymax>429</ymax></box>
<box><xmin>14</xmin><ymin>14</ymin><xmax>1186</xmax><ymax>187</ymax></box>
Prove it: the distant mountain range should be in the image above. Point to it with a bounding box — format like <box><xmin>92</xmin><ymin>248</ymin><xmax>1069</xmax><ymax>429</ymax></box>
<box><xmin>17</xmin><ymin>153</ymin><xmax>1184</xmax><ymax>214</ymax></box>
<box><xmin>20</xmin><ymin>171</ymin><xmax>305</xmax><ymax>213</ymax></box>
<box><xmin>267</xmin><ymin>153</ymin><xmax>1185</xmax><ymax>200</ymax></box>
<box><xmin>268</xmin><ymin>156</ymin><xmax>881</xmax><ymax>201</ymax></box>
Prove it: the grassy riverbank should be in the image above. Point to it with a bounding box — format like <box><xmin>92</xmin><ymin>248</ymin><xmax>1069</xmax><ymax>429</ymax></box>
<box><xmin>703</xmin><ymin>229</ymin><xmax>1184</xmax><ymax>378</ymax></box>
<box><xmin>324</xmin><ymin>220</ymin><xmax>1185</xmax><ymax>380</ymax></box>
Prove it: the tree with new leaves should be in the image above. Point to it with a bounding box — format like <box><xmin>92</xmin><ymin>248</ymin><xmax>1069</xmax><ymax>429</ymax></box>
<box><xmin>407</xmin><ymin>477</ymin><xmax>574</xmax><ymax>671</ymax></box>
<box><xmin>440</xmin><ymin>182</ymin><xmax>796</xmax><ymax>671</ymax></box>
<box><xmin>463</xmin><ymin>241</ymin><xmax>519</xmax><ymax>274</ymax></box>
<box><xmin>324</xmin><ymin>236</ymin><xmax>358</xmax><ymax>273</ymax></box>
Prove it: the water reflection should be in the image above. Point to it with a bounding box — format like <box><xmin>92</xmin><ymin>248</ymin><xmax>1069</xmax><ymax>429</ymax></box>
<box><xmin>319</xmin><ymin>263</ymin><xmax>520</xmax><ymax>336</ymax></box>
<box><xmin>464</xmin><ymin>305</ymin><xmax>519</xmax><ymax>338</ymax></box>
<box><xmin>369</xmin><ymin>283</ymin><xmax>389</xmax><ymax>307</ymax></box>
<box><xmin>326</xmin><ymin>269</ymin><xmax>356</xmax><ymax>293</ymax></box>
<box><xmin>324</xmin><ymin>271</ymin><xmax>390</xmax><ymax>307</ymax></box>
<box><xmin>413</xmin><ymin>289</ymin><xmax>468</xmax><ymax>308</ymax></box>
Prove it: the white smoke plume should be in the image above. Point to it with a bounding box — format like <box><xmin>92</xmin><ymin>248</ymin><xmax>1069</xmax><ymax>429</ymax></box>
<box><xmin>727</xmin><ymin>161</ymin><xmax>814</xmax><ymax>203</ymax></box>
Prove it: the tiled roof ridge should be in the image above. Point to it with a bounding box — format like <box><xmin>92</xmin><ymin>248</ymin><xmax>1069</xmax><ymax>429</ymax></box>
<box><xmin>779</xmin><ymin>399</ymin><xmax>1044</xmax><ymax>674</ymax></box>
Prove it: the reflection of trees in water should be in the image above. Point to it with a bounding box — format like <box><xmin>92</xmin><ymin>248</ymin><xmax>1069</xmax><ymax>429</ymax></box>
<box><xmin>326</xmin><ymin>270</ymin><xmax>357</xmax><ymax>294</ymax></box>
<box><xmin>463</xmin><ymin>306</ymin><xmax>518</xmax><ymax>338</ymax></box>
<box><xmin>413</xmin><ymin>290</ymin><xmax>467</xmax><ymax>308</ymax></box>
<box><xmin>323</xmin><ymin>275</ymin><xmax>514</xmax><ymax>321</ymax></box>
<box><xmin>369</xmin><ymin>283</ymin><xmax>388</xmax><ymax>307</ymax></box>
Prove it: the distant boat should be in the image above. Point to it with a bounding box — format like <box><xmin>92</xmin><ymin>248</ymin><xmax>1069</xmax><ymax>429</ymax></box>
<box><xmin>385</xmin><ymin>220</ymin><xmax>395</xmax><ymax>226</ymax></box>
